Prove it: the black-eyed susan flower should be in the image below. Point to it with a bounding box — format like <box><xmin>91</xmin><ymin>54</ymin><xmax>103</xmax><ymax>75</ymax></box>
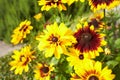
<box><xmin>88</xmin><ymin>12</ymin><xmax>105</xmax><ymax>31</ymax></box>
<box><xmin>74</xmin><ymin>23</ymin><xmax>106</xmax><ymax>58</ymax></box>
<box><xmin>38</xmin><ymin>0</ymin><xmax>67</xmax><ymax>11</ymax></box>
<box><xmin>11</xmin><ymin>20</ymin><xmax>33</xmax><ymax>45</ymax></box>
<box><xmin>67</xmin><ymin>0</ymin><xmax>84</xmax><ymax>6</ymax></box>
<box><xmin>9</xmin><ymin>45</ymin><xmax>35</xmax><ymax>75</ymax></box>
<box><xmin>89</xmin><ymin>0</ymin><xmax>120</xmax><ymax>12</ymax></box>
<box><xmin>34</xmin><ymin>63</ymin><xmax>54</xmax><ymax>80</ymax></box>
<box><xmin>74</xmin><ymin>61</ymin><xmax>115</xmax><ymax>80</ymax></box>
<box><xmin>67</xmin><ymin>48</ymin><xmax>91</xmax><ymax>67</ymax></box>
<box><xmin>38</xmin><ymin>22</ymin><xmax>76</xmax><ymax>59</ymax></box>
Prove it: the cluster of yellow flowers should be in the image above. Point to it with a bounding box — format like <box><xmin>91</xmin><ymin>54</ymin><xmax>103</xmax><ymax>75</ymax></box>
<box><xmin>9</xmin><ymin>0</ymin><xmax>120</xmax><ymax>80</ymax></box>
<box><xmin>38</xmin><ymin>0</ymin><xmax>120</xmax><ymax>11</ymax></box>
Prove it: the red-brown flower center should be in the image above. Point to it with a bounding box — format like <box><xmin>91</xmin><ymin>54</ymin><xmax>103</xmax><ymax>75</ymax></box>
<box><xmin>19</xmin><ymin>25</ymin><xmax>28</xmax><ymax>32</ymax></box>
<box><xmin>52</xmin><ymin>36</ymin><xmax>58</xmax><ymax>42</ymax></box>
<box><xmin>79</xmin><ymin>54</ymin><xmax>84</xmax><ymax>60</ymax></box>
<box><xmin>46</xmin><ymin>0</ymin><xmax>61</xmax><ymax>5</ymax></box>
<box><xmin>41</xmin><ymin>67</ymin><xmax>49</xmax><ymax>73</ymax></box>
<box><xmin>81</xmin><ymin>32</ymin><xmax>92</xmax><ymax>43</ymax></box>
<box><xmin>89</xmin><ymin>75</ymin><xmax>99</xmax><ymax>80</ymax></box>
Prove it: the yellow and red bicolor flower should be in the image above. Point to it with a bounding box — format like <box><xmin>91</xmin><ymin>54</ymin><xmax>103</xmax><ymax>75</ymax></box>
<box><xmin>73</xmin><ymin>22</ymin><xmax>106</xmax><ymax>58</ymax></box>
<box><xmin>89</xmin><ymin>0</ymin><xmax>120</xmax><ymax>12</ymax></box>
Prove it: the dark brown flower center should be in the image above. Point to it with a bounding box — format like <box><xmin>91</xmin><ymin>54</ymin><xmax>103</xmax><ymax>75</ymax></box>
<box><xmin>19</xmin><ymin>25</ymin><xmax>28</xmax><ymax>31</ymax></box>
<box><xmin>46</xmin><ymin>0</ymin><xmax>61</xmax><ymax>5</ymax></box>
<box><xmin>89</xmin><ymin>75</ymin><xmax>99</xmax><ymax>80</ymax></box>
<box><xmin>79</xmin><ymin>54</ymin><xmax>84</xmax><ymax>60</ymax></box>
<box><xmin>81</xmin><ymin>33</ymin><xmax>92</xmax><ymax>42</ymax></box>
<box><xmin>41</xmin><ymin>67</ymin><xmax>49</xmax><ymax>73</ymax></box>
<box><xmin>20</xmin><ymin>55</ymin><xmax>25</xmax><ymax>61</ymax></box>
<box><xmin>52</xmin><ymin>37</ymin><xmax>58</xmax><ymax>42</ymax></box>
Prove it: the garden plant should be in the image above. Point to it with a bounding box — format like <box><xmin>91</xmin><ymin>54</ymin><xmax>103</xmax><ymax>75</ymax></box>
<box><xmin>0</xmin><ymin>0</ymin><xmax>120</xmax><ymax>80</ymax></box>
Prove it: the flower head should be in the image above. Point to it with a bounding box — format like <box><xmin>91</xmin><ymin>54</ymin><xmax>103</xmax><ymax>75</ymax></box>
<box><xmin>89</xmin><ymin>0</ymin><xmax>120</xmax><ymax>12</ymax></box>
<box><xmin>88</xmin><ymin>12</ymin><xmax>105</xmax><ymax>31</ymax></box>
<box><xmin>74</xmin><ymin>61</ymin><xmax>115</xmax><ymax>80</ymax></box>
<box><xmin>11</xmin><ymin>20</ymin><xmax>33</xmax><ymax>45</ymax></box>
<box><xmin>38</xmin><ymin>0</ymin><xmax>67</xmax><ymax>11</ymax></box>
<box><xmin>74</xmin><ymin>23</ymin><xmax>106</xmax><ymax>58</ymax></box>
<box><xmin>38</xmin><ymin>22</ymin><xmax>76</xmax><ymax>59</ymax></box>
<box><xmin>67</xmin><ymin>48</ymin><xmax>91</xmax><ymax>67</ymax></box>
<box><xmin>34</xmin><ymin>63</ymin><xmax>54</xmax><ymax>80</ymax></box>
<box><xmin>9</xmin><ymin>45</ymin><xmax>35</xmax><ymax>74</ymax></box>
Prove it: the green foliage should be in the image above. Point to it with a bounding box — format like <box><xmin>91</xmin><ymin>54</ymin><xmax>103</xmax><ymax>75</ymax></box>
<box><xmin>0</xmin><ymin>0</ymin><xmax>40</xmax><ymax>43</ymax></box>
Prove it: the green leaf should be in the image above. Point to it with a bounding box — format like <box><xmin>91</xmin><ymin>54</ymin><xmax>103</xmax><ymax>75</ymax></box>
<box><xmin>106</xmin><ymin>60</ymin><xmax>119</xmax><ymax>69</ymax></box>
<box><xmin>114</xmin><ymin>38</ymin><xmax>120</xmax><ymax>49</ymax></box>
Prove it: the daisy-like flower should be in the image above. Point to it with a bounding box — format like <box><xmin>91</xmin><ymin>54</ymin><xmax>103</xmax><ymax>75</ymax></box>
<box><xmin>38</xmin><ymin>0</ymin><xmax>67</xmax><ymax>11</ymax></box>
<box><xmin>67</xmin><ymin>0</ymin><xmax>85</xmax><ymax>6</ymax></box>
<box><xmin>89</xmin><ymin>0</ymin><xmax>120</xmax><ymax>12</ymax></box>
<box><xmin>34</xmin><ymin>63</ymin><xmax>54</xmax><ymax>80</ymax></box>
<box><xmin>38</xmin><ymin>22</ymin><xmax>76</xmax><ymax>59</ymax></box>
<box><xmin>9</xmin><ymin>45</ymin><xmax>35</xmax><ymax>75</ymax></box>
<box><xmin>88</xmin><ymin>12</ymin><xmax>105</xmax><ymax>31</ymax></box>
<box><xmin>74</xmin><ymin>23</ymin><xmax>106</xmax><ymax>58</ymax></box>
<box><xmin>74</xmin><ymin>61</ymin><xmax>115</xmax><ymax>80</ymax></box>
<box><xmin>67</xmin><ymin>48</ymin><xmax>91</xmax><ymax>67</ymax></box>
<box><xmin>11</xmin><ymin>20</ymin><xmax>33</xmax><ymax>45</ymax></box>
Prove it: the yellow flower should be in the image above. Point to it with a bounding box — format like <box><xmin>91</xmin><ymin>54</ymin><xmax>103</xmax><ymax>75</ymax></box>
<box><xmin>38</xmin><ymin>0</ymin><xmax>67</xmax><ymax>11</ymax></box>
<box><xmin>9</xmin><ymin>45</ymin><xmax>35</xmax><ymax>75</ymax></box>
<box><xmin>34</xmin><ymin>63</ymin><xmax>54</xmax><ymax>80</ymax></box>
<box><xmin>74</xmin><ymin>22</ymin><xmax>107</xmax><ymax>58</ymax></box>
<box><xmin>67</xmin><ymin>48</ymin><xmax>91</xmax><ymax>68</ymax></box>
<box><xmin>38</xmin><ymin>22</ymin><xmax>76</xmax><ymax>59</ymax></box>
<box><xmin>34</xmin><ymin>13</ymin><xmax>42</xmax><ymax>21</ymax></box>
<box><xmin>74</xmin><ymin>60</ymin><xmax>115</xmax><ymax>80</ymax></box>
<box><xmin>89</xmin><ymin>0</ymin><xmax>120</xmax><ymax>12</ymax></box>
<box><xmin>11</xmin><ymin>20</ymin><xmax>33</xmax><ymax>45</ymax></box>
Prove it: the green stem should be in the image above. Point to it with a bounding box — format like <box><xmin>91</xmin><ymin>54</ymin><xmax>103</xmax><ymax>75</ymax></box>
<box><xmin>103</xmin><ymin>9</ymin><xmax>106</xmax><ymax>18</ymax></box>
<box><xmin>101</xmin><ymin>54</ymin><xmax>106</xmax><ymax>62</ymax></box>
